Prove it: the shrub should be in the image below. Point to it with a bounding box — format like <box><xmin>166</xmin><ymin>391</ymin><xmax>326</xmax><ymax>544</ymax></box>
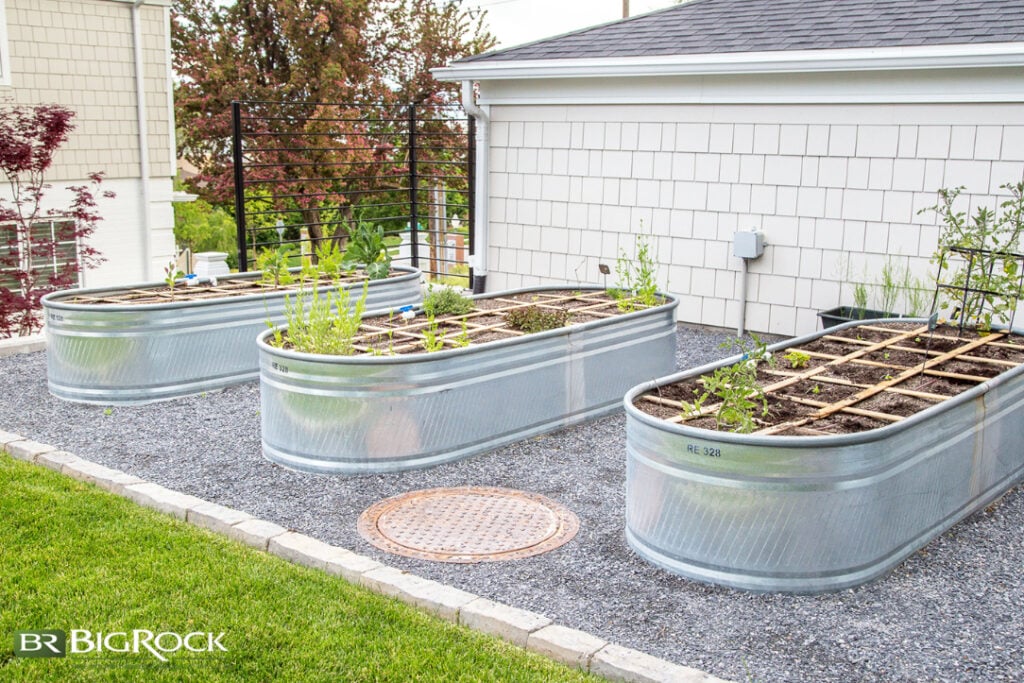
<box><xmin>504</xmin><ymin>305</ymin><xmax>569</xmax><ymax>334</ymax></box>
<box><xmin>0</xmin><ymin>105</ymin><xmax>111</xmax><ymax>337</ymax></box>
<box><xmin>423</xmin><ymin>286</ymin><xmax>474</xmax><ymax>317</ymax></box>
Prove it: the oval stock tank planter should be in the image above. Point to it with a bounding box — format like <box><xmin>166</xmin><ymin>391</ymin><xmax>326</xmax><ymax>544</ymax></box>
<box><xmin>624</xmin><ymin>319</ymin><xmax>1024</xmax><ymax>593</ymax></box>
<box><xmin>42</xmin><ymin>266</ymin><xmax>422</xmax><ymax>404</ymax></box>
<box><xmin>259</xmin><ymin>286</ymin><xmax>679</xmax><ymax>474</ymax></box>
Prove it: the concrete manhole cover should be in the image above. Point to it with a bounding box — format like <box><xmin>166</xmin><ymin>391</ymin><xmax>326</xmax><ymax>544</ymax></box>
<box><xmin>357</xmin><ymin>486</ymin><xmax>580</xmax><ymax>563</ymax></box>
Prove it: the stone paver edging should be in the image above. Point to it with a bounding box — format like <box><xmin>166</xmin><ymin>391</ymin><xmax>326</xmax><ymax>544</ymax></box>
<box><xmin>0</xmin><ymin>340</ymin><xmax>728</xmax><ymax>683</ymax></box>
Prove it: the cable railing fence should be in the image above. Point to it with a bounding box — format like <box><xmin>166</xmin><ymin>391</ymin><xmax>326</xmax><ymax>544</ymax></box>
<box><xmin>231</xmin><ymin>100</ymin><xmax>474</xmax><ymax>288</ymax></box>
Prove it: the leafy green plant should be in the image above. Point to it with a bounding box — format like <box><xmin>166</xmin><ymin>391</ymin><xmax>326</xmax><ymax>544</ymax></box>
<box><xmin>422</xmin><ymin>315</ymin><xmax>446</xmax><ymax>352</ymax></box>
<box><xmin>272</xmin><ymin>282</ymin><xmax>368</xmax><ymax>355</ymax></box>
<box><xmin>783</xmin><ymin>350</ymin><xmax>810</xmax><ymax>369</ymax></box>
<box><xmin>312</xmin><ymin>240</ymin><xmax>348</xmax><ymax>281</ymax></box>
<box><xmin>344</xmin><ymin>218</ymin><xmax>392</xmax><ymax>279</ymax></box>
<box><xmin>610</xmin><ymin>231</ymin><xmax>661</xmax><ymax>312</ymax></box>
<box><xmin>423</xmin><ymin>286</ymin><xmax>475</xmax><ymax>317</ymax></box>
<box><xmin>923</xmin><ymin>181</ymin><xmax>1024</xmax><ymax>330</ymax></box>
<box><xmin>504</xmin><ymin>305</ymin><xmax>570</xmax><ymax>334</ymax></box>
<box><xmin>256</xmin><ymin>246</ymin><xmax>296</xmax><ymax>287</ymax></box>
<box><xmin>680</xmin><ymin>336</ymin><xmax>774</xmax><ymax>434</ymax></box>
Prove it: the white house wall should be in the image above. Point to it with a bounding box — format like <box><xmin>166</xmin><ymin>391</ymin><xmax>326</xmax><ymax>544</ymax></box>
<box><xmin>0</xmin><ymin>0</ymin><xmax>175</xmax><ymax>285</ymax></box>
<box><xmin>482</xmin><ymin>100</ymin><xmax>1024</xmax><ymax>336</ymax></box>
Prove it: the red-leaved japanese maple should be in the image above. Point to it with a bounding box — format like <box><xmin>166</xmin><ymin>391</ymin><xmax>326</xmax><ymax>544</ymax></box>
<box><xmin>0</xmin><ymin>105</ymin><xmax>112</xmax><ymax>337</ymax></box>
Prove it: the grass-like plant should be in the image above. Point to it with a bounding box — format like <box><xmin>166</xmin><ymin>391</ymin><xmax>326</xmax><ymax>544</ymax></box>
<box><xmin>504</xmin><ymin>305</ymin><xmax>570</xmax><ymax>334</ymax></box>
<box><xmin>680</xmin><ymin>336</ymin><xmax>774</xmax><ymax>433</ymax></box>
<box><xmin>852</xmin><ymin>282</ymin><xmax>869</xmax><ymax>318</ymax></box>
<box><xmin>0</xmin><ymin>455</ymin><xmax>596</xmax><ymax>682</ymax></box>
<box><xmin>423</xmin><ymin>286</ymin><xmax>475</xmax><ymax>317</ymax></box>
<box><xmin>272</xmin><ymin>281</ymin><xmax>367</xmax><ymax>355</ymax></box>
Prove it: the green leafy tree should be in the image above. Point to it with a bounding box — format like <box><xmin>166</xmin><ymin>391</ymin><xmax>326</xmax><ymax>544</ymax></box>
<box><xmin>173</xmin><ymin>192</ymin><xmax>238</xmax><ymax>268</ymax></box>
<box><xmin>172</xmin><ymin>0</ymin><xmax>495</xmax><ymax>251</ymax></box>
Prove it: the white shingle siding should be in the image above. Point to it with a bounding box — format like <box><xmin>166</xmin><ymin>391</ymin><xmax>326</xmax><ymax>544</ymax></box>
<box><xmin>0</xmin><ymin>0</ymin><xmax>175</xmax><ymax>286</ymax></box>
<box><xmin>484</xmin><ymin>103</ymin><xmax>1024</xmax><ymax>335</ymax></box>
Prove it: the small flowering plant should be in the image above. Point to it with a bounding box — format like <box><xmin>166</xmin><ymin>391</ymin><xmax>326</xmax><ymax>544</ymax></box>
<box><xmin>680</xmin><ymin>335</ymin><xmax>775</xmax><ymax>433</ymax></box>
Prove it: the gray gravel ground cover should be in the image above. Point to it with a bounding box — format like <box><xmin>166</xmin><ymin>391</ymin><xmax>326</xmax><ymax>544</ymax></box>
<box><xmin>2</xmin><ymin>325</ymin><xmax>1023</xmax><ymax>683</ymax></box>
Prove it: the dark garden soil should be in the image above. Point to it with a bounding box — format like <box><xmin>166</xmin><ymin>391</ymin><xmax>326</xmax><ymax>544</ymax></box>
<box><xmin>287</xmin><ymin>290</ymin><xmax>661</xmax><ymax>356</ymax></box>
<box><xmin>634</xmin><ymin>322</ymin><xmax>1024</xmax><ymax>436</ymax></box>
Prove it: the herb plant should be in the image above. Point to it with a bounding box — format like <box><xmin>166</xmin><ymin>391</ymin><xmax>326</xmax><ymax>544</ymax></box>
<box><xmin>423</xmin><ymin>286</ymin><xmax>475</xmax><ymax>317</ymax></box>
<box><xmin>163</xmin><ymin>260</ymin><xmax>183</xmax><ymax>293</ymax></box>
<box><xmin>422</xmin><ymin>316</ymin><xmax>446</xmax><ymax>352</ymax></box>
<box><xmin>610</xmin><ymin>231</ymin><xmax>662</xmax><ymax>312</ymax></box>
<box><xmin>783</xmin><ymin>350</ymin><xmax>810</xmax><ymax>369</ymax></box>
<box><xmin>256</xmin><ymin>246</ymin><xmax>295</xmax><ymax>287</ymax></box>
<box><xmin>454</xmin><ymin>319</ymin><xmax>471</xmax><ymax>348</ymax></box>
<box><xmin>680</xmin><ymin>336</ymin><xmax>774</xmax><ymax>434</ymax></box>
<box><xmin>504</xmin><ymin>305</ymin><xmax>570</xmax><ymax>334</ymax></box>
<box><xmin>273</xmin><ymin>282</ymin><xmax>368</xmax><ymax>356</ymax></box>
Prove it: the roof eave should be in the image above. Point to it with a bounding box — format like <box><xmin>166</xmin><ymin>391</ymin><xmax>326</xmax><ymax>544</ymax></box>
<box><xmin>433</xmin><ymin>42</ymin><xmax>1024</xmax><ymax>82</ymax></box>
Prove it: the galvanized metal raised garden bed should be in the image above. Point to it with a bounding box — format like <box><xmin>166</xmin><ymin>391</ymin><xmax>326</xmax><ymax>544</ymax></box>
<box><xmin>43</xmin><ymin>266</ymin><xmax>422</xmax><ymax>404</ymax></box>
<box><xmin>625</xmin><ymin>319</ymin><xmax>1024</xmax><ymax>593</ymax></box>
<box><xmin>258</xmin><ymin>285</ymin><xmax>679</xmax><ymax>474</ymax></box>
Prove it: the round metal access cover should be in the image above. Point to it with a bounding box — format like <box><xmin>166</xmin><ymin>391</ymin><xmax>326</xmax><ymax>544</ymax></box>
<box><xmin>357</xmin><ymin>486</ymin><xmax>580</xmax><ymax>563</ymax></box>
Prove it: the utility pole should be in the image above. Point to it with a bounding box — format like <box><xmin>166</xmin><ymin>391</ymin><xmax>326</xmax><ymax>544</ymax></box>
<box><xmin>623</xmin><ymin>0</ymin><xmax>629</xmax><ymax>18</ymax></box>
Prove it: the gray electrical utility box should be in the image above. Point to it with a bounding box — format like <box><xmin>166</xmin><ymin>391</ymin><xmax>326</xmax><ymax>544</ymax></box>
<box><xmin>733</xmin><ymin>230</ymin><xmax>765</xmax><ymax>259</ymax></box>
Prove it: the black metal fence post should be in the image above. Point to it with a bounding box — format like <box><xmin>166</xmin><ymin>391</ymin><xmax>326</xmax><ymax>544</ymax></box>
<box><xmin>230</xmin><ymin>101</ymin><xmax>249</xmax><ymax>272</ymax></box>
<box><xmin>407</xmin><ymin>104</ymin><xmax>419</xmax><ymax>268</ymax></box>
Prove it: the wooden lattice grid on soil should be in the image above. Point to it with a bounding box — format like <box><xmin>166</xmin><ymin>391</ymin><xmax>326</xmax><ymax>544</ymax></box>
<box><xmin>61</xmin><ymin>272</ymin><xmax>376</xmax><ymax>305</ymax></box>
<box><xmin>354</xmin><ymin>290</ymin><xmax>641</xmax><ymax>355</ymax></box>
<box><xmin>636</xmin><ymin>323</ymin><xmax>1024</xmax><ymax>437</ymax></box>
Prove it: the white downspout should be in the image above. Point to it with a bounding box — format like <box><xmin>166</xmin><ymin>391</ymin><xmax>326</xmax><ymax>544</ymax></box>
<box><xmin>460</xmin><ymin>80</ymin><xmax>488</xmax><ymax>293</ymax></box>
<box><xmin>132</xmin><ymin>0</ymin><xmax>152</xmax><ymax>278</ymax></box>
<box><xmin>737</xmin><ymin>257</ymin><xmax>748</xmax><ymax>338</ymax></box>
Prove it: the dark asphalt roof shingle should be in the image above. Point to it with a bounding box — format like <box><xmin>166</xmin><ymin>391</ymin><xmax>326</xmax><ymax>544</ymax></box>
<box><xmin>459</xmin><ymin>0</ymin><xmax>1024</xmax><ymax>63</ymax></box>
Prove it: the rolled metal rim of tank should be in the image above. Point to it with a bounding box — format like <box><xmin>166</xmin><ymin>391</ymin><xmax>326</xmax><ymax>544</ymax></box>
<box><xmin>257</xmin><ymin>284</ymin><xmax>680</xmax><ymax>365</ymax></box>
<box><xmin>41</xmin><ymin>264</ymin><xmax>422</xmax><ymax>312</ymax></box>
<box><xmin>623</xmin><ymin>317</ymin><xmax>1024</xmax><ymax>449</ymax></box>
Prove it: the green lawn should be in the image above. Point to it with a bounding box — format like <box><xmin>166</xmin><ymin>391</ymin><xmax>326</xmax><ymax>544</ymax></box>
<box><xmin>0</xmin><ymin>455</ymin><xmax>596</xmax><ymax>682</ymax></box>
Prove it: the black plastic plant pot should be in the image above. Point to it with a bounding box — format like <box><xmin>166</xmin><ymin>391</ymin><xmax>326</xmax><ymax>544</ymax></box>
<box><xmin>817</xmin><ymin>306</ymin><xmax>900</xmax><ymax>329</ymax></box>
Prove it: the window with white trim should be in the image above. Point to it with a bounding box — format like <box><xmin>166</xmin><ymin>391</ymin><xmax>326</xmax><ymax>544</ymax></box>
<box><xmin>0</xmin><ymin>219</ymin><xmax>82</xmax><ymax>292</ymax></box>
